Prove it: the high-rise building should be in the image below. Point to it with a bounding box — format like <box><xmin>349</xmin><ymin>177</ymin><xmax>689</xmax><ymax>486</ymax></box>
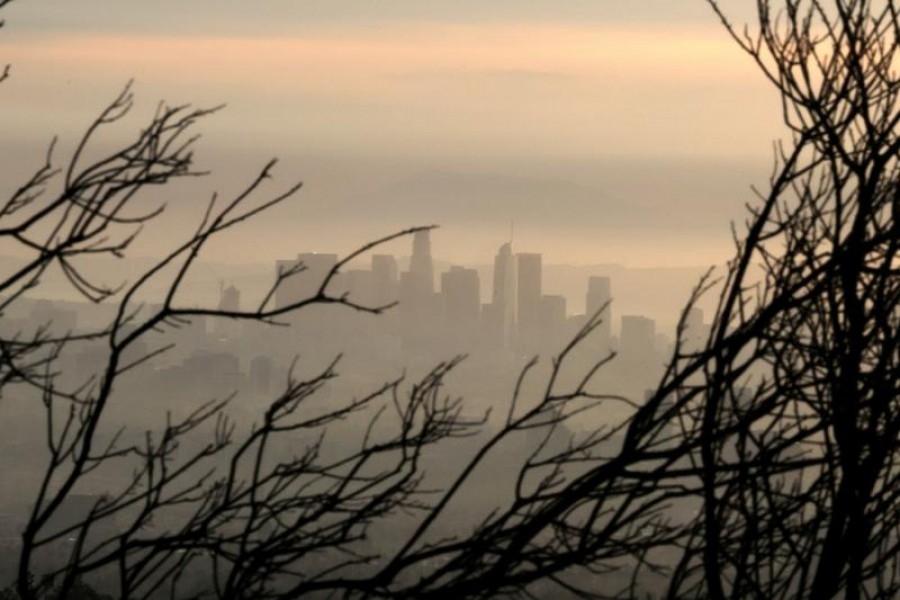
<box><xmin>490</xmin><ymin>242</ymin><xmax>517</xmax><ymax>347</ymax></box>
<box><xmin>344</xmin><ymin>269</ymin><xmax>373</xmax><ymax>306</ymax></box>
<box><xmin>685</xmin><ymin>307</ymin><xmax>704</xmax><ymax>333</ymax></box>
<box><xmin>409</xmin><ymin>229</ymin><xmax>434</xmax><ymax>295</ymax></box>
<box><xmin>516</xmin><ymin>253</ymin><xmax>542</xmax><ymax>346</ymax></box>
<box><xmin>274</xmin><ymin>253</ymin><xmax>338</xmax><ymax>310</ymax></box>
<box><xmin>274</xmin><ymin>259</ymin><xmax>298</xmax><ymax>310</ymax></box>
<box><xmin>682</xmin><ymin>307</ymin><xmax>708</xmax><ymax>353</ymax></box>
<box><xmin>399</xmin><ymin>230</ymin><xmax>435</xmax><ymax>319</ymax></box>
<box><xmin>371</xmin><ymin>254</ymin><xmax>399</xmax><ymax>306</ymax></box>
<box><xmin>539</xmin><ymin>294</ymin><xmax>567</xmax><ymax>347</ymax></box>
<box><xmin>213</xmin><ymin>283</ymin><xmax>241</xmax><ymax>339</ymax></box>
<box><xmin>218</xmin><ymin>284</ymin><xmax>240</xmax><ymax>313</ymax></box>
<box><xmin>586</xmin><ymin>276</ymin><xmax>612</xmax><ymax>349</ymax></box>
<box><xmin>441</xmin><ymin>266</ymin><xmax>480</xmax><ymax>329</ymax></box>
<box><xmin>620</xmin><ymin>315</ymin><xmax>656</xmax><ymax>361</ymax></box>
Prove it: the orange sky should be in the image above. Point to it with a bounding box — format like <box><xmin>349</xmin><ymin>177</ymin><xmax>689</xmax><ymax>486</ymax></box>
<box><xmin>0</xmin><ymin>6</ymin><xmax>786</xmax><ymax>268</ymax></box>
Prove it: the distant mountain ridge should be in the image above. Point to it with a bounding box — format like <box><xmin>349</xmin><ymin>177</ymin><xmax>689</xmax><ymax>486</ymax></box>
<box><xmin>343</xmin><ymin>168</ymin><xmax>612</xmax><ymax>225</ymax></box>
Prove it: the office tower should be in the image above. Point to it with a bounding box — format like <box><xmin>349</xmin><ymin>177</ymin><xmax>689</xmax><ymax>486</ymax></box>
<box><xmin>682</xmin><ymin>307</ymin><xmax>709</xmax><ymax>353</ymax></box>
<box><xmin>397</xmin><ymin>232</ymin><xmax>438</xmax><ymax>350</ymax></box>
<box><xmin>371</xmin><ymin>254</ymin><xmax>399</xmax><ymax>306</ymax></box>
<box><xmin>409</xmin><ymin>229</ymin><xmax>434</xmax><ymax>295</ymax></box>
<box><xmin>344</xmin><ymin>269</ymin><xmax>373</xmax><ymax>306</ymax></box>
<box><xmin>298</xmin><ymin>252</ymin><xmax>339</xmax><ymax>291</ymax></box>
<box><xmin>539</xmin><ymin>294</ymin><xmax>567</xmax><ymax>347</ymax></box>
<box><xmin>273</xmin><ymin>253</ymin><xmax>338</xmax><ymax>310</ymax></box>
<box><xmin>218</xmin><ymin>284</ymin><xmax>240</xmax><ymax>313</ymax></box>
<box><xmin>214</xmin><ymin>283</ymin><xmax>241</xmax><ymax>339</ymax></box>
<box><xmin>490</xmin><ymin>242</ymin><xmax>517</xmax><ymax>347</ymax></box>
<box><xmin>620</xmin><ymin>315</ymin><xmax>656</xmax><ymax>361</ymax></box>
<box><xmin>441</xmin><ymin>266</ymin><xmax>480</xmax><ymax>329</ymax></box>
<box><xmin>516</xmin><ymin>253</ymin><xmax>542</xmax><ymax>346</ymax></box>
<box><xmin>274</xmin><ymin>259</ymin><xmax>298</xmax><ymax>310</ymax></box>
<box><xmin>399</xmin><ymin>230</ymin><xmax>436</xmax><ymax>319</ymax></box>
<box><xmin>586</xmin><ymin>276</ymin><xmax>612</xmax><ymax>348</ymax></box>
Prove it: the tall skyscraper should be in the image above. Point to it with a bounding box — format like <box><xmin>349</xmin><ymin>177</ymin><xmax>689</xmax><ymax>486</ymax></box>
<box><xmin>490</xmin><ymin>242</ymin><xmax>517</xmax><ymax>347</ymax></box>
<box><xmin>586</xmin><ymin>276</ymin><xmax>612</xmax><ymax>349</ymax></box>
<box><xmin>399</xmin><ymin>229</ymin><xmax>435</xmax><ymax>319</ymax></box>
<box><xmin>409</xmin><ymin>229</ymin><xmax>434</xmax><ymax>295</ymax></box>
<box><xmin>274</xmin><ymin>253</ymin><xmax>338</xmax><ymax>310</ymax></box>
<box><xmin>217</xmin><ymin>283</ymin><xmax>240</xmax><ymax>313</ymax></box>
<box><xmin>344</xmin><ymin>269</ymin><xmax>373</xmax><ymax>306</ymax></box>
<box><xmin>371</xmin><ymin>254</ymin><xmax>399</xmax><ymax>306</ymax></box>
<box><xmin>539</xmin><ymin>294</ymin><xmax>567</xmax><ymax>347</ymax></box>
<box><xmin>274</xmin><ymin>259</ymin><xmax>298</xmax><ymax>310</ymax></box>
<box><xmin>682</xmin><ymin>307</ymin><xmax>708</xmax><ymax>352</ymax></box>
<box><xmin>516</xmin><ymin>253</ymin><xmax>542</xmax><ymax>347</ymax></box>
<box><xmin>441</xmin><ymin>266</ymin><xmax>480</xmax><ymax>329</ymax></box>
<box><xmin>620</xmin><ymin>315</ymin><xmax>656</xmax><ymax>361</ymax></box>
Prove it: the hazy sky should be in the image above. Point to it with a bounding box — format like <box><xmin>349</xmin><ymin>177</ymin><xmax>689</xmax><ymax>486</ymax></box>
<box><xmin>0</xmin><ymin>1</ymin><xmax>784</xmax><ymax>267</ymax></box>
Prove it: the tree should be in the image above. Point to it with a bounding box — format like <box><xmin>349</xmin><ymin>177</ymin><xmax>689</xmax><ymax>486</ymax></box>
<box><xmin>664</xmin><ymin>2</ymin><xmax>900</xmax><ymax>598</ymax></box>
<box><xmin>1</xmin><ymin>1</ymin><xmax>898</xmax><ymax>599</ymax></box>
<box><xmin>0</xmin><ymin>68</ymin><xmax>654</xmax><ymax>595</ymax></box>
<box><xmin>0</xmin><ymin>3</ymin><xmax>645</xmax><ymax>599</ymax></box>
<box><xmin>370</xmin><ymin>0</ymin><xmax>900</xmax><ymax>595</ymax></box>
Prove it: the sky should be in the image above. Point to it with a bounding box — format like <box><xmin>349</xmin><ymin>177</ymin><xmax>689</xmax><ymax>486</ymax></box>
<box><xmin>0</xmin><ymin>1</ymin><xmax>785</xmax><ymax>268</ymax></box>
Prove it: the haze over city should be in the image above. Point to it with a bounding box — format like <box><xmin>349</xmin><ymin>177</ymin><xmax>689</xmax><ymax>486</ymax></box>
<box><xmin>0</xmin><ymin>1</ymin><xmax>783</xmax><ymax>268</ymax></box>
<box><xmin>3</xmin><ymin>2</ymin><xmax>892</xmax><ymax>599</ymax></box>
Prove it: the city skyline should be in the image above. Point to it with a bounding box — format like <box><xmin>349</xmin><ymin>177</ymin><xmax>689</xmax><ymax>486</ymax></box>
<box><xmin>268</xmin><ymin>229</ymin><xmax>706</xmax><ymax>349</ymax></box>
<box><xmin>0</xmin><ymin>3</ymin><xmax>892</xmax><ymax>599</ymax></box>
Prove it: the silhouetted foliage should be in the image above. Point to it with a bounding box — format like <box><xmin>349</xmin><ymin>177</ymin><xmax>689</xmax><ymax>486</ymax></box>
<box><xmin>0</xmin><ymin>1</ymin><xmax>896</xmax><ymax>599</ymax></box>
<box><xmin>1</xmin><ymin>576</ymin><xmax>112</xmax><ymax>600</ymax></box>
<box><xmin>663</xmin><ymin>2</ymin><xmax>900</xmax><ymax>597</ymax></box>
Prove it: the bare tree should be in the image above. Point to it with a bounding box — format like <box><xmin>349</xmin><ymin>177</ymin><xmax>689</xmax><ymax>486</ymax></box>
<box><xmin>384</xmin><ymin>2</ymin><xmax>900</xmax><ymax>598</ymax></box>
<box><xmin>0</xmin><ymin>4</ymin><xmax>644</xmax><ymax>599</ymax></box>
<box><xmin>2</xmin><ymin>1</ymin><xmax>898</xmax><ymax>599</ymax></box>
<box><xmin>0</xmin><ymin>77</ymin><xmax>444</xmax><ymax>597</ymax></box>
<box><xmin>0</xmin><ymin>52</ymin><xmax>692</xmax><ymax>600</ymax></box>
<box><xmin>0</xmin><ymin>73</ymin><xmax>658</xmax><ymax>597</ymax></box>
<box><xmin>654</xmin><ymin>2</ymin><xmax>900</xmax><ymax>598</ymax></box>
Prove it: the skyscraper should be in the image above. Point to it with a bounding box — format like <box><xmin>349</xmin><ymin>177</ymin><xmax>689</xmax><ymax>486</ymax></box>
<box><xmin>409</xmin><ymin>229</ymin><xmax>434</xmax><ymax>296</ymax></box>
<box><xmin>620</xmin><ymin>315</ymin><xmax>656</xmax><ymax>361</ymax></box>
<box><xmin>516</xmin><ymin>253</ymin><xmax>542</xmax><ymax>347</ymax></box>
<box><xmin>212</xmin><ymin>282</ymin><xmax>241</xmax><ymax>340</ymax></box>
<box><xmin>371</xmin><ymin>254</ymin><xmax>399</xmax><ymax>306</ymax></box>
<box><xmin>539</xmin><ymin>294</ymin><xmax>567</xmax><ymax>347</ymax></box>
<box><xmin>441</xmin><ymin>266</ymin><xmax>480</xmax><ymax>329</ymax></box>
<box><xmin>273</xmin><ymin>253</ymin><xmax>338</xmax><ymax>310</ymax></box>
<box><xmin>682</xmin><ymin>307</ymin><xmax>708</xmax><ymax>352</ymax></box>
<box><xmin>586</xmin><ymin>276</ymin><xmax>612</xmax><ymax>349</ymax></box>
<box><xmin>344</xmin><ymin>269</ymin><xmax>373</xmax><ymax>306</ymax></box>
<box><xmin>217</xmin><ymin>283</ymin><xmax>240</xmax><ymax>313</ymax></box>
<box><xmin>399</xmin><ymin>229</ymin><xmax>435</xmax><ymax>318</ymax></box>
<box><xmin>490</xmin><ymin>242</ymin><xmax>517</xmax><ymax>347</ymax></box>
